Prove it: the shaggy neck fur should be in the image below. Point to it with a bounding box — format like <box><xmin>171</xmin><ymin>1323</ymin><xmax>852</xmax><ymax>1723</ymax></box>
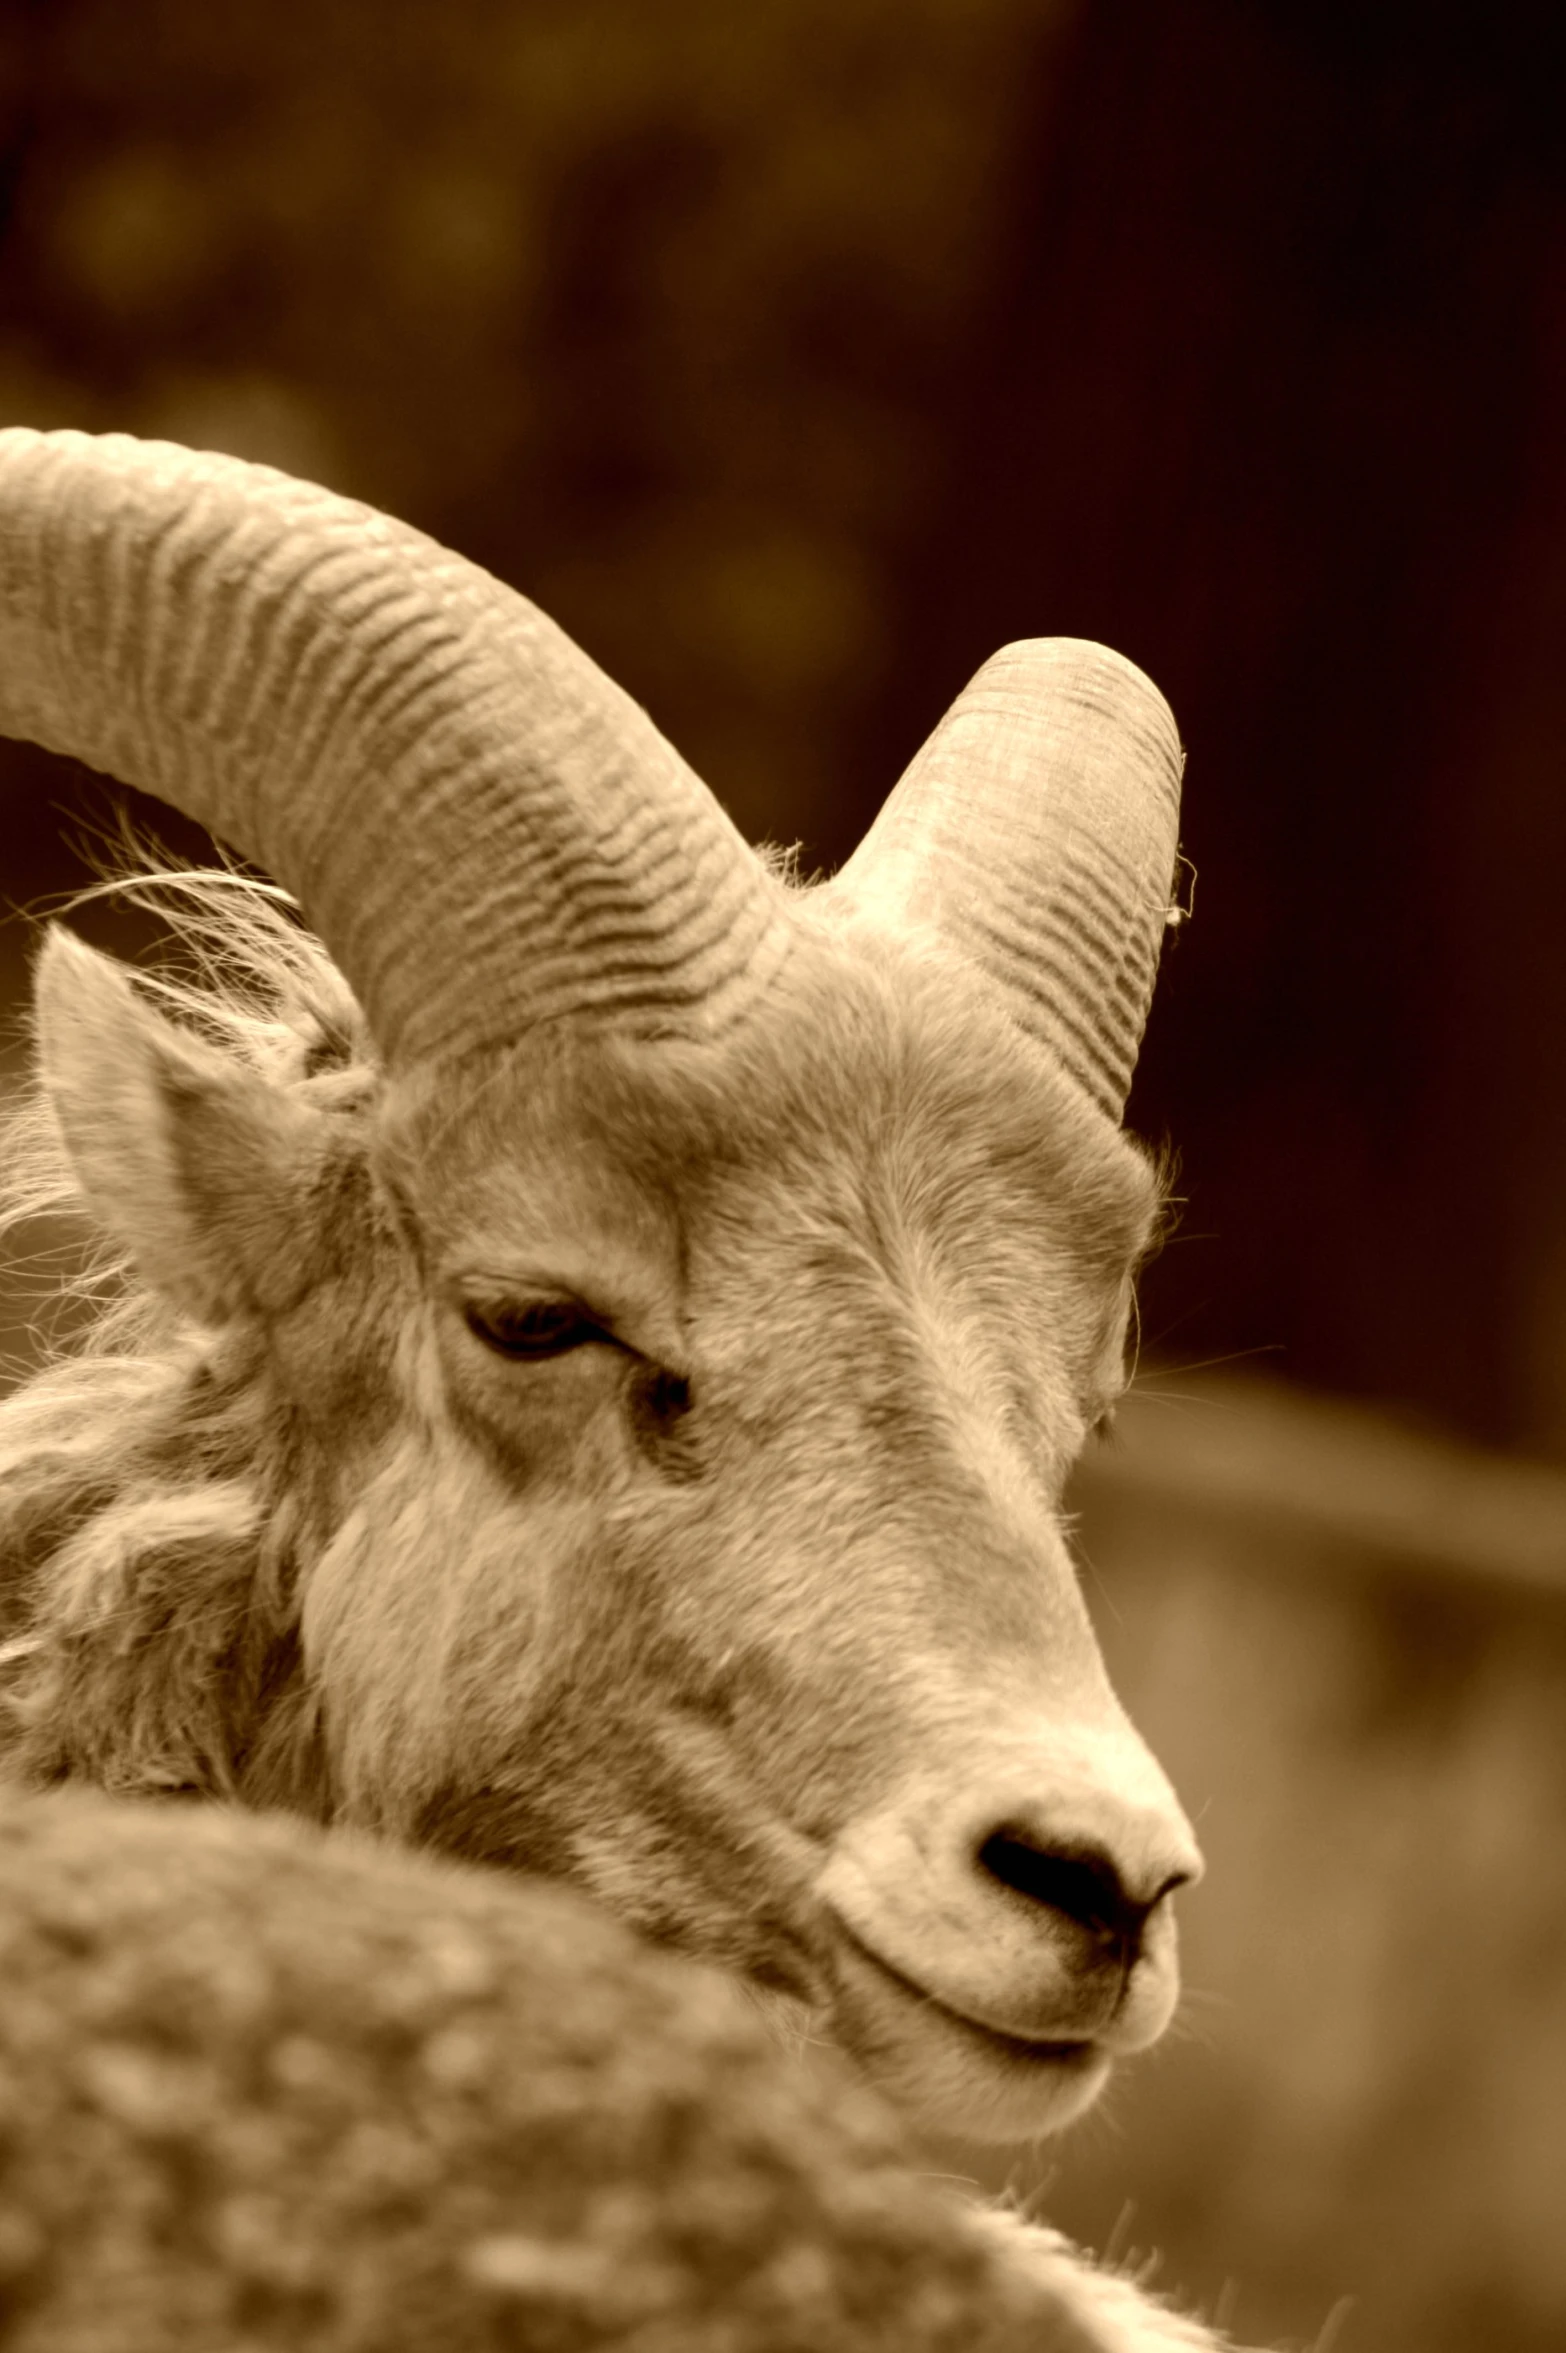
<box><xmin>0</xmin><ymin>871</ymin><xmax>383</xmax><ymax>1806</ymax></box>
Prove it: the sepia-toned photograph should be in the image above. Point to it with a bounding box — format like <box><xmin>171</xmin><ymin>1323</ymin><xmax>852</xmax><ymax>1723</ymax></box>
<box><xmin>0</xmin><ymin>6</ymin><xmax>1562</xmax><ymax>2348</ymax></box>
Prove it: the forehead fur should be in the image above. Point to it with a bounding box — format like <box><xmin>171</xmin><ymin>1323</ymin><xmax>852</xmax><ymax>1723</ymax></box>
<box><xmin>378</xmin><ymin>921</ymin><xmax>1162</xmax><ymax>1294</ymax></box>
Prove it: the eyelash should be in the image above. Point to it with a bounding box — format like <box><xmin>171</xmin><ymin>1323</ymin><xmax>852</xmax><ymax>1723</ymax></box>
<box><xmin>461</xmin><ymin>1298</ymin><xmax>696</xmax><ymax>1447</ymax></box>
<box><xmin>463</xmin><ymin>1299</ymin><xmax>608</xmax><ymax>1362</ymax></box>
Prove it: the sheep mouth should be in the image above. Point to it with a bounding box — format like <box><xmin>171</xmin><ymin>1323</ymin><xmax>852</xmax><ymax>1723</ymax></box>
<box><xmin>831</xmin><ymin>1925</ymin><xmax>1097</xmax><ymax>2067</ymax></box>
<box><xmin>819</xmin><ymin>1918</ymin><xmax>1111</xmax><ymax>2141</ymax></box>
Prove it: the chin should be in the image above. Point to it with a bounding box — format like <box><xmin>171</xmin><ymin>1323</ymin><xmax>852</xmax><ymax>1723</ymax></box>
<box><xmin>824</xmin><ymin>1932</ymin><xmax>1115</xmax><ymax>2146</ymax></box>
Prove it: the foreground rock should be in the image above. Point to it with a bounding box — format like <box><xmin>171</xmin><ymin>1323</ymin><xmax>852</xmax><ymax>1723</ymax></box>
<box><xmin>0</xmin><ymin>1789</ymin><xmax>1236</xmax><ymax>2353</ymax></box>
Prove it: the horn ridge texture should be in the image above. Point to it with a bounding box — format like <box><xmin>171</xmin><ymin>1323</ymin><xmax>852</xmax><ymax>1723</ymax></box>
<box><xmin>825</xmin><ymin>640</ymin><xmax>1183</xmax><ymax>1119</ymax></box>
<box><xmin>0</xmin><ymin>429</ymin><xmax>789</xmax><ymax>1065</ymax></box>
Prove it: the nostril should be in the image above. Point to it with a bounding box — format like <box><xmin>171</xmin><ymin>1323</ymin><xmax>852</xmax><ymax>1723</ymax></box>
<box><xmin>977</xmin><ymin>1828</ymin><xmax>1147</xmax><ymax>1947</ymax></box>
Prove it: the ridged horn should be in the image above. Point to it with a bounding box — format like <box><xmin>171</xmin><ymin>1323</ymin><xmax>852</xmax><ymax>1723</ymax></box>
<box><xmin>0</xmin><ymin>429</ymin><xmax>790</xmax><ymax>1066</ymax></box>
<box><xmin>826</xmin><ymin>639</ymin><xmax>1184</xmax><ymax>1119</ymax></box>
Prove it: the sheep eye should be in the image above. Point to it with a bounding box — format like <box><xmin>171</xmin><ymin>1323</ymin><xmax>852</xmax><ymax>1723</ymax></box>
<box><xmin>464</xmin><ymin>1298</ymin><xmax>606</xmax><ymax>1361</ymax></box>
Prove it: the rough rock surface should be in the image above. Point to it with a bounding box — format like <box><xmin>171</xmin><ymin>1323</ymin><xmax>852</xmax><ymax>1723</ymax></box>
<box><xmin>0</xmin><ymin>1787</ymin><xmax>1214</xmax><ymax>2353</ymax></box>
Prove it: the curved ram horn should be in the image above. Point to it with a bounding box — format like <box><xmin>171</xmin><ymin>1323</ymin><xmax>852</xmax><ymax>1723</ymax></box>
<box><xmin>0</xmin><ymin>430</ymin><xmax>790</xmax><ymax>1066</ymax></box>
<box><xmin>826</xmin><ymin>639</ymin><xmax>1184</xmax><ymax>1120</ymax></box>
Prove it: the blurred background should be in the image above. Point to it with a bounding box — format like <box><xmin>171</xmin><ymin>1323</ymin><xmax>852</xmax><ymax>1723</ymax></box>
<box><xmin>0</xmin><ymin>1</ymin><xmax>1563</xmax><ymax>2345</ymax></box>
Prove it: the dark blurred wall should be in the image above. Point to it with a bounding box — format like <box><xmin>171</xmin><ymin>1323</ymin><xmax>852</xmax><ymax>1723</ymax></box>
<box><xmin>2</xmin><ymin>0</ymin><xmax>1566</xmax><ymax>1457</ymax></box>
<box><xmin>891</xmin><ymin>0</ymin><xmax>1566</xmax><ymax>1461</ymax></box>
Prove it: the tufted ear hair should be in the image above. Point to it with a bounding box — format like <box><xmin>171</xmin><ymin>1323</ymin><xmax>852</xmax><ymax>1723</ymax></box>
<box><xmin>34</xmin><ymin>926</ymin><xmax>337</xmax><ymax>1326</ymax></box>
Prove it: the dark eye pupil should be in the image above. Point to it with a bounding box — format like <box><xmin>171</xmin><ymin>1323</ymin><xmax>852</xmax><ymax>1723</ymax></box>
<box><xmin>465</xmin><ymin>1300</ymin><xmax>600</xmax><ymax>1360</ymax></box>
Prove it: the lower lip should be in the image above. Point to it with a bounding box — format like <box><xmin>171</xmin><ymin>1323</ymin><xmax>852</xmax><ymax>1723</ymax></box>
<box><xmin>827</xmin><ymin>1929</ymin><xmax>1111</xmax><ymax>2139</ymax></box>
<box><xmin>852</xmin><ymin>1934</ymin><xmax>1099</xmax><ymax>2062</ymax></box>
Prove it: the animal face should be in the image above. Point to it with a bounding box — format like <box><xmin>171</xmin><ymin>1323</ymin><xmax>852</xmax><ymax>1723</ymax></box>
<box><xmin>29</xmin><ymin>911</ymin><xmax>1196</xmax><ymax>2143</ymax></box>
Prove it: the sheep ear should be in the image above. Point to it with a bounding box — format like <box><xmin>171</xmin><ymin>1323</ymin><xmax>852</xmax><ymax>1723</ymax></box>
<box><xmin>33</xmin><ymin>927</ymin><xmax>331</xmax><ymax>1324</ymax></box>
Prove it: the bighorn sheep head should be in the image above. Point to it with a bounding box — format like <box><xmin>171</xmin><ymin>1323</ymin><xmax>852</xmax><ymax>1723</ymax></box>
<box><xmin>0</xmin><ymin>429</ymin><xmax>1196</xmax><ymax>2146</ymax></box>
